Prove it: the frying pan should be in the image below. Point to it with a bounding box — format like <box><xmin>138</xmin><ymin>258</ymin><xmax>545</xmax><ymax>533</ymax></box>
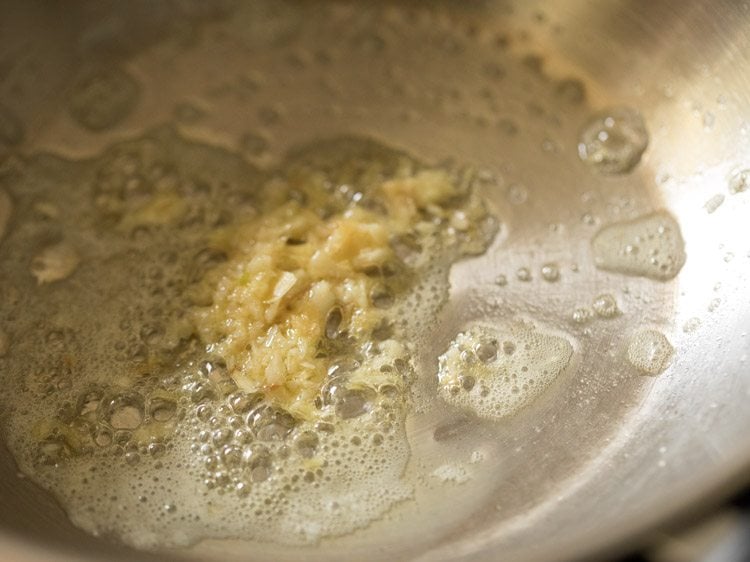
<box><xmin>0</xmin><ymin>1</ymin><xmax>749</xmax><ymax>561</ymax></box>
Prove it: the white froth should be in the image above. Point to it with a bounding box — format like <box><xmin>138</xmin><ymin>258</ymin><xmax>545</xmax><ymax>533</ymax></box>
<box><xmin>1</xmin><ymin>130</ymin><xmax>499</xmax><ymax>552</ymax></box>
<box><xmin>591</xmin><ymin>211</ymin><xmax>686</xmax><ymax>281</ymax></box>
<box><xmin>577</xmin><ymin>106</ymin><xmax>649</xmax><ymax>175</ymax></box>
<box><xmin>10</xmin><ymin>402</ymin><xmax>413</xmax><ymax>549</ymax></box>
<box><xmin>431</xmin><ymin>464</ymin><xmax>469</xmax><ymax>484</ymax></box>
<box><xmin>437</xmin><ymin>322</ymin><xmax>573</xmax><ymax>420</ymax></box>
<box><xmin>627</xmin><ymin>329</ymin><xmax>673</xmax><ymax>375</ymax></box>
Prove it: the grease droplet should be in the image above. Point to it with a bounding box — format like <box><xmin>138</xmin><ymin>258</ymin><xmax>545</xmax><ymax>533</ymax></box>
<box><xmin>591</xmin><ymin>211</ymin><xmax>686</xmax><ymax>281</ymax></box>
<box><xmin>627</xmin><ymin>330</ymin><xmax>673</xmax><ymax>375</ymax></box>
<box><xmin>578</xmin><ymin>107</ymin><xmax>648</xmax><ymax>175</ymax></box>
<box><xmin>704</xmin><ymin>194</ymin><xmax>725</xmax><ymax>214</ymax></box>
<box><xmin>540</xmin><ymin>263</ymin><xmax>560</xmax><ymax>282</ymax></box>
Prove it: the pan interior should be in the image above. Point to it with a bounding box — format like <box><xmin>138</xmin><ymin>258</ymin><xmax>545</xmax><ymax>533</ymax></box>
<box><xmin>0</xmin><ymin>2</ymin><xmax>748</xmax><ymax>562</ymax></box>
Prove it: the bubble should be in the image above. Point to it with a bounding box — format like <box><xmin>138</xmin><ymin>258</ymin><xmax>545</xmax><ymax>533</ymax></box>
<box><xmin>495</xmin><ymin>274</ymin><xmax>508</xmax><ymax>287</ymax></box>
<box><xmin>578</xmin><ymin>107</ymin><xmax>649</xmax><ymax>175</ymax></box>
<box><xmin>125</xmin><ymin>452</ymin><xmax>140</xmax><ymax>466</ymax></box>
<box><xmin>704</xmin><ymin>194</ymin><xmax>725</xmax><ymax>214</ymax></box>
<box><xmin>729</xmin><ymin>169</ymin><xmax>750</xmax><ymax>194</ymax></box>
<box><xmin>146</xmin><ymin>395</ymin><xmax>175</xmax><ymax>423</ymax></box>
<box><xmin>474</xmin><ymin>339</ymin><xmax>498</xmax><ymax>363</ymax></box>
<box><xmin>221</xmin><ymin>445</ymin><xmax>242</xmax><ymax>468</ymax></box>
<box><xmin>67</xmin><ymin>67</ymin><xmax>140</xmax><ymax>131</ymax></box>
<box><xmin>459</xmin><ymin>374</ymin><xmax>476</xmax><ymax>391</ymax></box>
<box><xmin>591</xmin><ymin>211</ymin><xmax>686</xmax><ymax>281</ymax></box>
<box><xmin>540</xmin><ymin>263</ymin><xmax>560</xmax><ymax>282</ymax></box>
<box><xmin>94</xmin><ymin>428</ymin><xmax>113</xmax><ymax>447</ymax></box>
<box><xmin>320</xmin><ymin>375</ymin><xmax>349</xmax><ymax>407</ymax></box>
<box><xmin>627</xmin><ymin>330</ymin><xmax>674</xmax><ymax>375</ymax></box>
<box><xmin>228</xmin><ymin>392</ymin><xmax>261</xmax><ymax>415</ymax></box>
<box><xmin>195</xmin><ymin>404</ymin><xmax>212</xmax><ymax>422</ymax></box>
<box><xmin>248</xmin><ymin>405</ymin><xmax>296</xmax><ymax>441</ymax></box>
<box><xmin>515</xmin><ymin>267</ymin><xmax>532</xmax><ymax>282</ymax></box>
<box><xmin>592</xmin><ymin>294</ymin><xmax>619</xmax><ymax>318</ymax></box>
<box><xmin>572</xmin><ymin>308</ymin><xmax>592</xmax><ymax>324</ymax></box>
<box><xmin>37</xmin><ymin>438</ymin><xmax>71</xmax><ymax>465</ymax></box>
<box><xmin>581</xmin><ymin>212</ymin><xmax>596</xmax><ymax>226</ymax></box>
<box><xmin>506</xmin><ymin>184</ymin><xmax>528</xmax><ymax>205</ymax></box>
<box><xmin>325</xmin><ymin>307</ymin><xmax>344</xmax><ymax>339</ymax></box>
<box><xmin>334</xmin><ymin>389</ymin><xmax>374</xmax><ymax>419</ymax></box>
<box><xmin>30</xmin><ymin>242</ymin><xmax>81</xmax><ymax>285</ymax></box>
<box><xmin>77</xmin><ymin>388</ymin><xmax>103</xmax><ymax>421</ymax></box>
<box><xmin>211</xmin><ymin>428</ymin><xmax>231</xmax><ymax>446</ymax></box>
<box><xmin>438</xmin><ymin>322</ymin><xmax>573</xmax><ymax>420</ymax></box>
<box><xmin>100</xmin><ymin>393</ymin><xmax>145</xmax><ymax>430</ymax></box>
<box><xmin>432</xmin><ymin>463</ymin><xmax>469</xmax><ymax>484</ymax></box>
<box><xmin>683</xmin><ymin>317</ymin><xmax>702</xmax><ymax>333</ymax></box>
<box><xmin>293</xmin><ymin>431</ymin><xmax>319</xmax><ymax>458</ymax></box>
<box><xmin>147</xmin><ymin>442</ymin><xmax>166</xmax><ymax>457</ymax></box>
<box><xmin>241</xmin><ymin>441</ymin><xmax>271</xmax><ymax>466</ymax></box>
<box><xmin>188</xmin><ymin>381</ymin><xmax>217</xmax><ymax>404</ymax></box>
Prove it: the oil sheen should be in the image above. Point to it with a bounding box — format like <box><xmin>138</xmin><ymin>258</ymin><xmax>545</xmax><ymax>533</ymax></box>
<box><xmin>0</xmin><ymin>1</ymin><xmax>691</xmax><ymax>555</ymax></box>
<box><xmin>0</xmin><ymin>129</ymin><xmax>498</xmax><ymax>548</ymax></box>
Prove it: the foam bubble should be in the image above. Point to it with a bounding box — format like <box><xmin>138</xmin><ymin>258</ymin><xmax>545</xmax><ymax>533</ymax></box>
<box><xmin>437</xmin><ymin>321</ymin><xmax>574</xmax><ymax>420</ymax></box>
<box><xmin>1</xmin><ymin>130</ymin><xmax>498</xmax><ymax>550</ymax></box>
<box><xmin>728</xmin><ymin>169</ymin><xmax>750</xmax><ymax>194</ymax></box>
<box><xmin>25</xmin><ymin>383</ymin><xmax>414</xmax><ymax>549</ymax></box>
<box><xmin>578</xmin><ymin>107</ymin><xmax>648</xmax><ymax>175</ymax></box>
<box><xmin>30</xmin><ymin>241</ymin><xmax>81</xmax><ymax>285</ymax></box>
<box><xmin>592</xmin><ymin>293</ymin><xmax>619</xmax><ymax>318</ymax></box>
<box><xmin>627</xmin><ymin>329</ymin><xmax>673</xmax><ymax>375</ymax></box>
<box><xmin>432</xmin><ymin>463</ymin><xmax>469</xmax><ymax>485</ymax></box>
<box><xmin>540</xmin><ymin>262</ymin><xmax>560</xmax><ymax>282</ymax></box>
<box><xmin>591</xmin><ymin>211</ymin><xmax>686</xmax><ymax>281</ymax></box>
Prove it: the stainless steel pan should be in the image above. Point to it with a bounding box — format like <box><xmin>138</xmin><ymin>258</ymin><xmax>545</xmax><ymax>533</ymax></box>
<box><xmin>0</xmin><ymin>1</ymin><xmax>749</xmax><ymax>561</ymax></box>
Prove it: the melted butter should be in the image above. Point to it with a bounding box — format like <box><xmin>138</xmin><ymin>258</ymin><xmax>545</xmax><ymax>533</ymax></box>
<box><xmin>591</xmin><ymin>211</ymin><xmax>686</xmax><ymax>281</ymax></box>
<box><xmin>0</xmin><ymin>130</ymin><xmax>498</xmax><ymax>549</ymax></box>
<box><xmin>437</xmin><ymin>322</ymin><xmax>574</xmax><ymax>420</ymax></box>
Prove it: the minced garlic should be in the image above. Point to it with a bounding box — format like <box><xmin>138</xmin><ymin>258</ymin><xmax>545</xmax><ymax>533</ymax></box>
<box><xmin>192</xmin><ymin>164</ymin><xmax>492</xmax><ymax>419</ymax></box>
